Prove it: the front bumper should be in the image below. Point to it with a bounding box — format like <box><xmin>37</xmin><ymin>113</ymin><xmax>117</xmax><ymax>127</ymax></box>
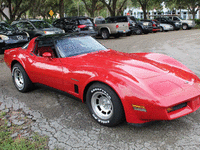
<box><xmin>188</xmin><ymin>23</ymin><xmax>196</xmax><ymax>28</ymax></box>
<box><xmin>143</xmin><ymin>26</ymin><xmax>153</xmax><ymax>33</ymax></box>
<box><xmin>152</xmin><ymin>28</ymin><xmax>160</xmax><ymax>32</ymax></box>
<box><xmin>0</xmin><ymin>38</ymin><xmax>29</xmax><ymax>51</ymax></box>
<box><xmin>125</xmin><ymin>82</ymin><xmax>200</xmax><ymax>124</ymax></box>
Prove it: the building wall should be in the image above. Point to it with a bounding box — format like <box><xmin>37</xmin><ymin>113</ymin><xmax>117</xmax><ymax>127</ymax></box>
<box><xmin>124</xmin><ymin>7</ymin><xmax>199</xmax><ymax>20</ymax></box>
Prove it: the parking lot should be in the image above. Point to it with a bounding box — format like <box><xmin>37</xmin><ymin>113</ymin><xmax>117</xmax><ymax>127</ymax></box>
<box><xmin>1</xmin><ymin>29</ymin><xmax>200</xmax><ymax>149</ymax></box>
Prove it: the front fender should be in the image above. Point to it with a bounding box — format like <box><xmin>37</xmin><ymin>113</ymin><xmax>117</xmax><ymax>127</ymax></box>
<box><xmin>82</xmin><ymin>69</ymin><xmax>155</xmax><ymax>124</ymax></box>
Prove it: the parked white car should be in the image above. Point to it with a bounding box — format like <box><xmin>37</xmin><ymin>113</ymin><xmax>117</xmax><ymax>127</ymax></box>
<box><xmin>160</xmin><ymin>23</ymin><xmax>174</xmax><ymax>32</ymax></box>
<box><xmin>168</xmin><ymin>16</ymin><xmax>196</xmax><ymax>30</ymax></box>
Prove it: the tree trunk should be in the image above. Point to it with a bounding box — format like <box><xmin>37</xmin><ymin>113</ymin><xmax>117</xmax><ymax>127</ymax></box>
<box><xmin>59</xmin><ymin>0</ymin><xmax>64</xmax><ymax>18</ymax></box>
<box><xmin>142</xmin><ymin>5</ymin><xmax>147</xmax><ymax>19</ymax></box>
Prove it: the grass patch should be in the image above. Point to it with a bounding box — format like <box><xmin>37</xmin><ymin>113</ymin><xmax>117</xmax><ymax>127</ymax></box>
<box><xmin>0</xmin><ymin>111</ymin><xmax>49</xmax><ymax>150</ymax></box>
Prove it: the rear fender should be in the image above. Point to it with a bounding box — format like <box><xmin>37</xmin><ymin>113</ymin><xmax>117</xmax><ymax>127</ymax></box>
<box><xmin>100</xmin><ymin>27</ymin><xmax>111</xmax><ymax>34</ymax></box>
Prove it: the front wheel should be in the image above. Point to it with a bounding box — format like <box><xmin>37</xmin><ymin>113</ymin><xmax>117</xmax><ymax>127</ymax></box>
<box><xmin>135</xmin><ymin>27</ymin><xmax>143</xmax><ymax>35</ymax></box>
<box><xmin>86</xmin><ymin>83</ymin><xmax>125</xmax><ymax>127</ymax></box>
<box><xmin>12</xmin><ymin>63</ymin><xmax>33</xmax><ymax>92</ymax></box>
<box><xmin>182</xmin><ymin>24</ymin><xmax>188</xmax><ymax>30</ymax></box>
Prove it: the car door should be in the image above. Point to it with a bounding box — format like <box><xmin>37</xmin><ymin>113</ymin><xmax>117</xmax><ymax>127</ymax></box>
<box><xmin>28</xmin><ymin>41</ymin><xmax>63</xmax><ymax>90</ymax></box>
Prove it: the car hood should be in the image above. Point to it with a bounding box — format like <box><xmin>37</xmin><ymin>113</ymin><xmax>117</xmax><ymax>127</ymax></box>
<box><xmin>75</xmin><ymin>49</ymin><xmax>196</xmax><ymax>80</ymax></box>
<box><xmin>0</xmin><ymin>30</ymin><xmax>26</xmax><ymax>36</ymax></box>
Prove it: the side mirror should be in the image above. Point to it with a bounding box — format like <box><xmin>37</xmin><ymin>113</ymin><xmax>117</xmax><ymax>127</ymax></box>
<box><xmin>42</xmin><ymin>52</ymin><xmax>52</xmax><ymax>58</ymax></box>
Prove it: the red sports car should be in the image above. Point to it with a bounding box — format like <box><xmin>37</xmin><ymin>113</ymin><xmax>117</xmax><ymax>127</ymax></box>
<box><xmin>4</xmin><ymin>34</ymin><xmax>200</xmax><ymax>127</ymax></box>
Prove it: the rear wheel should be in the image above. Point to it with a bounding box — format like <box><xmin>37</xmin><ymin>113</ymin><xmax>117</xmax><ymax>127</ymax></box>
<box><xmin>101</xmin><ymin>29</ymin><xmax>110</xmax><ymax>39</ymax></box>
<box><xmin>12</xmin><ymin>63</ymin><xmax>33</xmax><ymax>92</ymax></box>
<box><xmin>182</xmin><ymin>24</ymin><xmax>188</xmax><ymax>30</ymax></box>
<box><xmin>86</xmin><ymin>83</ymin><xmax>125</xmax><ymax>127</ymax></box>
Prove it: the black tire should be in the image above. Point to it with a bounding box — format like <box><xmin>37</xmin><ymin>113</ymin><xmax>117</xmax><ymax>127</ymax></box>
<box><xmin>114</xmin><ymin>33</ymin><xmax>120</xmax><ymax>38</ymax></box>
<box><xmin>160</xmin><ymin>27</ymin><xmax>164</xmax><ymax>32</ymax></box>
<box><xmin>126</xmin><ymin>31</ymin><xmax>131</xmax><ymax>36</ymax></box>
<box><xmin>172</xmin><ymin>25</ymin><xmax>175</xmax><ymax>31</ymax></box>
<box><xmin>135</xmin><ymin>27</ymin><xmax>143</xmax><ymax>35</ymax></box>
<box><xmin>0</xmin><ymin>49</ymin><xmax>4</xmax><ymax>54</ymax></box>
<box><xmin>86</xmin><ymin>83</ymin><xmax>125</xmax><ymax>127</ymax></box>
<box><xmin>12</xmin><ymin>63</ymin><xmax>34</xmax><ymax>93</ymax></box>
<box><xmin>182</xmin><ymin>24</ymin><xmax>188</xmax><ymax>30</ymax></box>
<box><xmin>101</xmin><ymin>29</ymin><xmax>110</xmax><ymax>39</ymax></box>
<box><xmin>0</xmin><ymin>44</ymin><xmax>4</xmax><ymax>54</ymax></box>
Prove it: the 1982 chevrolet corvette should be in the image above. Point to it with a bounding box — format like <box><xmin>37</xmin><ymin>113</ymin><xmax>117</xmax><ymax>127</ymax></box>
<box><xmin>4</xmin><ymin>34</ymin><xmax>200</xmax><ymax>127</ymax></box>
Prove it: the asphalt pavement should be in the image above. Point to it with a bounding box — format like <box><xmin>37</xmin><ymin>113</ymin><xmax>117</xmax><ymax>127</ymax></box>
<box><xmin>1</xmin><ymin>29</ymin><xmax>200</xmax><ymax>150</ymax></box>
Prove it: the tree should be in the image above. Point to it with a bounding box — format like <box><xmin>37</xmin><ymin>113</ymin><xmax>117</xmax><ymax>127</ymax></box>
<box><xmin>81</xmin><ymin>0</ymin><xmax>104</xmax><ymax>17</ymax></box>
<box><xmin>183</xmin><ymin>0</ymin><xmax>200</xmax><ymax>19</ymax></box>
<box><xmin>165</xmin><ymin>0</ymin><xmax>200</xmax><ymax>19</ymax></box>
<box><xmin>131</xmin><ymin>0</ymin><xmax>163</xmax><ymax>19</ymax></box>
<box><xmin>99</xmin><ymin>0</ymin><xmax>127</xmax><ymax>16</ymax></box>
<box><xmin>0</xmin><ymin>0</ymin><xmax>32</xmax><ymax>23</ymax></box>
<box><xmin>29</xmin><ymin>0</ymin><xmax>48</xmax><ymax>19</ymax></box>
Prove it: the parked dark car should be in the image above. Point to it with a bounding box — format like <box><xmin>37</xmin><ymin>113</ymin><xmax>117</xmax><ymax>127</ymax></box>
<box><xmin>128</xmin><ymin>16</ymin><xmax>153</xmax><ymax>34</ymax></box>
<box><xmin>0</xmin><ymin>22</ymin><xmax>29</xmax><ymax>54</ymax></box>
<box><xmin>154</xmin><ymin>17</ymin><xmax>182</xmax><ymax>30</ymax></box>
<box><xmin>52</xmin><ymin>17</ymin><xmax>97</xmax><ymax>37</ymax></box>
<box><xmin>11</xmin><ymin>19</ymin><xmax>65</xmax><ymax>39</ymax></box>
<box><xmin>141</xmin><ymin>19</ymin><xmax>160</xmax><ymax>32</ymax></box>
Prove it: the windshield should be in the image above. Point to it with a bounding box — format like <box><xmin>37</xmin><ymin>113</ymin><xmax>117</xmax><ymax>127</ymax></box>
<box><xmin>30</xmin><ymin>21</ymin><xmax>52</xmax><ymax>29</ymax></box>
<box><xmin>0</xmin><ymin>23</ymin><xmax>14</xmax><ymax>31</ymax></box>
<box><xmin>55</xmin><ymin>36</ymin><xmax>107</xmax><ymax>58</ymax></box>
<box><xmin>78</xmin><ymin>19</ymin><xmax>93</xmax><ymax>25</ymax></box>
<box><xmin>130</xmin><ymin>17</ymin><xmax>138</xmax><ymax>23</ymax></box>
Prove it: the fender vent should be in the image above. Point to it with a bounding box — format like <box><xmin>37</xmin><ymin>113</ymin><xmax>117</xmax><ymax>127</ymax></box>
<box><xmin>74</xmin><ymin>84</ymin><xmax>79</xmax><ymax>94</ymax></box>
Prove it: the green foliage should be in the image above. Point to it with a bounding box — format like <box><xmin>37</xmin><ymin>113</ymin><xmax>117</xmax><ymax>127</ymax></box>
<box><xmin>0</xmin><ymin>111</ymin><xmax>6</xmax><ymax>117</ymax></box>
<box><xmin>194</xmin><ymin>19</ymin><xmax>200</xmax><ymax>25</ymax></box>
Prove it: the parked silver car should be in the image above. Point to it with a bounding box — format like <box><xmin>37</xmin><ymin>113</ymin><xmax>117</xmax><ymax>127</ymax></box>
<box><xmin>168</xmin><ymin>16</ymin><xmax>195</xmax><ymax>30</ymax></box>
<box><xmin>159</xmin><ymin>23</ymin><xmax>174</xmax><ymax>32</ymax></box>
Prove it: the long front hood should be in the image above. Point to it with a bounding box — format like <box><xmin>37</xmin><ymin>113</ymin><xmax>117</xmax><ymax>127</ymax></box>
<box><xmin>79</xmin><ymin>49</ymin><xmax>196</xmax><ymax>80</ymax></box>
<box><xmin>73</xmin><ymin>49</ymin><xmax>200</xmax><ymax>105</ymax></box>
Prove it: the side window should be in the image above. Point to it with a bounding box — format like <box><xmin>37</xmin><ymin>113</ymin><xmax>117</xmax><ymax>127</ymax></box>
<box><xmin>161</xmin><ymin>18</ymin><xmax>166</xmax><ymax>22</ymax></box>
<box><xmin>34</xmin><ymin>40</ymin><xmax>57</xmax><ymax>58</ymax></box>
<box><xmin>173</xmin><ymin>17</ymin><xmax>179</xmax><ymax>21</ymax></box>
<box><xmin>22</xmin><ymin>22</ymin><xmax>34</xmax><ymax>30</ymax></box>
<box><xmin>14</xmin><ymin>22</ymin><xmax>24</xmax><ymax>30</ymax></box>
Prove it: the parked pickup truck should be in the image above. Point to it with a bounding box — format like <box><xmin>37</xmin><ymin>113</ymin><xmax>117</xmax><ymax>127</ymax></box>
<box><xmin>168</xmin><ymin>16</ymin><xmax>196</xmax><ymax>30</ymax></box>
<box><xmin>94</xmin><ymin>17</ymin><xmax>130</xmax><ymax>39</ymax></box>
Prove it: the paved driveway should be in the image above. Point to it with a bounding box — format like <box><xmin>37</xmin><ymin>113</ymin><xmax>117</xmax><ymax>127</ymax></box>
<box><xmin>1</xmin><ymin>30</ymin><xmax>200</xmax><ymax>149</ymax></box>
